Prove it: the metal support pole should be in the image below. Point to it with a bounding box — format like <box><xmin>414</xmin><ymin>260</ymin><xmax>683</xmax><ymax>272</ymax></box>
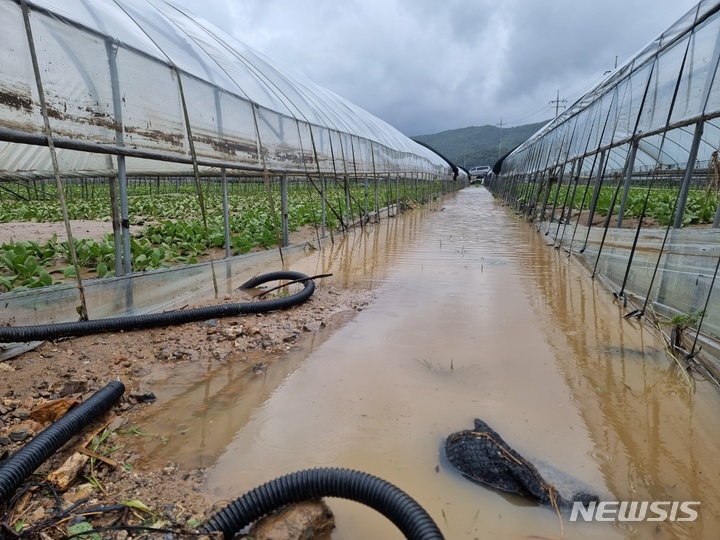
<box><xmin>558</xmin><ymin>171</ymin><xmax>580</xmax><ymax>247</ymax></box>
<box><xmin>538</xmin><ymin>173</ymin><xmax>554</xmax><ymax>223</ymax></box>
<box><xmin>222</xmin><ymin>170</ymin><xmax>231</xmax><ymax>258</ymax></box>
<box><xmin>107</xmin><ymin>167</ymin><xmax>122</xmax><ymax>276</ymax></box>
<box><xmin>105</xmin><ymin>41</ymin><xmax>130</xmax><ymax>276</ymax></box>
<box><xmin>674</xmin><ymin>121</ymin><xmax>704</xmax><ymax>229</ymax></box>
<box><xmin>375</xmin><ymin>174</ymin><xmax>380</xmax><ymax>220</ymax></box>
<box><xmin>545</xmin><ymin>162</ymin><xmax>568</xmax><ymax>234</ymax></box>
<box><xmin>117</xmin><ymin>156</ymin><xmax>132</xmax><ymax>275</ymax></box>
<box><xmin>616</xmin><ymin>142</ymin><xmax>638</xmax><ymax>227</ymax></box>
<box><xmin>364</xmin><ymin>175</ymin><xmax>369</xmax><ymax>217</ymax></box>
<box><xmin>281</xmin><ymin>174</ymin><xmax>289</xmax><ymax>247</ymax></box>
<box><xmin>344</xmin><ymin>174</ymin><xmax>351</xmax><ymax>226</ymax></box>
<box><xmin>395</xmin><ymin>175</ymin><xmax>399</xmax><ymax>215</ymax></box>
<box><xmin>586</xmin><ymin>150</ymin><xmax>606</xmax><ymax>228</ymax></box>
<box><xmin>21</xmin><ymin>0</ymin><xmax>89</xmax><ymax>319</ymax></box>
<box><xmin>212</xmin><ymin>88</ymin><xmax>231</xmax><ymax>260</ymax></box>
<box><xmin>321</xmin><ymin>175</ymin><xmax>326</xmax><ymax>238</ymax></box>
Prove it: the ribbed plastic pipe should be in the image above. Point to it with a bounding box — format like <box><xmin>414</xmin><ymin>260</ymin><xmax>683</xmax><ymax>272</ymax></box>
<box><xmin>201</xmin><ymin>467</ymin><xmax>444</xmax><ymax>540</ymax></box>
<box><xmin>0</xmin><ymin>271</ymin><xmax>315</xmax><ymax>343</ymax></box>
<box><xmin>0</xmin><ymin>381</ymin><xmax>125</xmax><ymax>503</ymax></box>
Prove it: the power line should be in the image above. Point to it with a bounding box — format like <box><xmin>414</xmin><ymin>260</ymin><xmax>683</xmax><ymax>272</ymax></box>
<box><xmin>505</xmin><ymin>102</ymin><xmax>554</xmax><ymax>127</ymax></box>
<box><xmin>549</xmin><ymin>90</ymin><xmax>567</xmax><ymax>117</ymax></box>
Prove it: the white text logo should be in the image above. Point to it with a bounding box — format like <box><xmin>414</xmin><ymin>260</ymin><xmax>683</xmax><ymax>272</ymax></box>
<box><xmin>570</xmin><ymin>501</ymin><xmax>700</xmax><ymax>522</ymax></box>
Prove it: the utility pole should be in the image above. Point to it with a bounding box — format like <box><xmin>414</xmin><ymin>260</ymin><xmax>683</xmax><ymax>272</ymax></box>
<box><xmin>550</xmin><ymin>90</ymin><xmax>566</xmax><ymax>117</ymax></box>
<box><xmin>605</xmin><ymin>56</ymin><xmax>620</xmax><ymax>75</ymax></box>
<box><xmin>496</xmin><ymin>118</ymin><xmax>504</xmax><ymax>159</ymax></box>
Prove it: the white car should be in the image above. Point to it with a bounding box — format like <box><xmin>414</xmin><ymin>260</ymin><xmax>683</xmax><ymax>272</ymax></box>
<box><xmin>469</xmin><ymin>166</ymin><xmax>491</xmax><ymax>178</ymax></box>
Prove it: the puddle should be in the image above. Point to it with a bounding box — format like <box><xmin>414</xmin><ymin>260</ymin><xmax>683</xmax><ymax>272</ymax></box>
<box><xmin>136</xmin><ymin>188</ymin><xmax>720</xmax><ymax>539</ymax></box>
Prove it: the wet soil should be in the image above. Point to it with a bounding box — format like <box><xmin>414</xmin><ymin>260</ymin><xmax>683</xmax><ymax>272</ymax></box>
<box><xmin>0</xmin><ymin>220</ymin><xmax>144</xmax><ymax>245</ymax></box>
<box><xmin>0</xmin><ymin>232</ymin><xmax>373</xmax><ymax>539</ymax></box>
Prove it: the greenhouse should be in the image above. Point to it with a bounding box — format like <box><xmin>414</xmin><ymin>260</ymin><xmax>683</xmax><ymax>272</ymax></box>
<box><xmin>4</xmin><ymin>1</ymin><xmax>720</xmax><ymax>538</ymax></box>
<box><xmin>487</xmin><ymin>0</ymin><xmax>720</xmax><ymax>379</ymax></box>
<box><xmin>0</xmin><ymin>0</ymin><xmax>461</xmax><ymax>333</ymax></box>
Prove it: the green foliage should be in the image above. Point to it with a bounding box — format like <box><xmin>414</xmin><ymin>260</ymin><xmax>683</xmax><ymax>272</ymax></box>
<box><xmin>0</xmin><ymin>240</ymin><xmax>61</xmax><ymax>290</ymax></box>
<box><xmin>66</xmin><ymin>521</ymin><xmax>101</xmax><ymax>540</ymax></box>
<box><xmin>0</xmin><ymin>179</ymin><xmax>445</xmax><ymax>291</ymax></box>
<box><xmin>543</xmin><ymin>184</ymin><xmax>718</xmax><ymax>227</ymax></box>
<box><xmin>668</xmin><ymin>310</ymin><xmax>704</xmax><ymax>331</ymax></box>
<box><xmin>412</xmin><ymin>121</ymin><xmax>549</xmax><ymax>170</ymax></box>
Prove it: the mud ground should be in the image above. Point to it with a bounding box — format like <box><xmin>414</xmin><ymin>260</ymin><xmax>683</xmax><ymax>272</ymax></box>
<box><xmin>0</xmin><ymin>220</ymin><xmax>146</xmax><ymax>245</ymax></box>
<box><xmin>0</xmin><ymin>254</ymin><xmax>374</xmax><ymax>539</ymax></box>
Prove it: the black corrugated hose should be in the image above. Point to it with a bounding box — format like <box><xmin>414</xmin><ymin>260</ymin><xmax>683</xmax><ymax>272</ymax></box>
<box><xmin>201</xmin><ymin>467</ymin><xmax>444</xmax><ymax>540</ymax></box>
<box><xmin>0</xmin><ymin>381</ymin><xmax>125</xmax><ymax>503</ymax></box>
<box><xmin>0</xmin><ymin>271</ymin><xmax>315</xmax><ymax>343</ymax></box>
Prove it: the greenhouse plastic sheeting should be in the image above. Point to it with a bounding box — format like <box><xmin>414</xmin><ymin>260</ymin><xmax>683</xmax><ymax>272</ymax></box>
<box><xmin>0</xmin><ymin>0</ymin><xmax>450</xmax><ymax>177</ymax></box>
<box><xmin>543</xmin><ymin>222</ymin><xmax>720</xmax><ymax>357</ymax></box>
<box><xmin>501</xmin><ymin>1</ymin><xmax>720</xmax><ymax>175</ymax></box>
<box><xmin>487</xmin><ymin>1</ymin><xmax>720</xmax><ymax>371</ymax></box>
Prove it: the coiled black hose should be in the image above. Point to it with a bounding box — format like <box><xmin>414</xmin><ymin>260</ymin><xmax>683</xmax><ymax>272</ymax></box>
<box><xmin>0</xmin><ymin>381</ymin><xmax>125</xmax><ymax>503</ymax></box>
<box><xmin>0</xmin><ymin>271</ymin><xmax>315</xmax><ymax>343</ymax></box>
<box><xmin>201</xmin><ymin>467</ymin><xmax>444</xmax><ymax>540</ymax></box>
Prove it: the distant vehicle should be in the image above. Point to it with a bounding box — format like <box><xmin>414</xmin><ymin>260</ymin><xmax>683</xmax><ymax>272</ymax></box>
<box><xmin>469</xmin><ymin>165</ymin><xmax>492</xmax><ymax>179</ymax></box>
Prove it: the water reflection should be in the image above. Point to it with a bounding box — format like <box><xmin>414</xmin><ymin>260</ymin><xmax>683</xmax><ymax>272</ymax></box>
<box><xmin>138</xmin><ymin>188</ymin><xmax>720</xmax><ymax>539</ymax></box>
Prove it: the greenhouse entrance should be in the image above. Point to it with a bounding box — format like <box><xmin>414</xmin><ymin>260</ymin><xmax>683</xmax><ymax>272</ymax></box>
<box><xmin>124</xmin><ymin>187</ymin><xmax>720</xmax><ymax>539</ymax></box>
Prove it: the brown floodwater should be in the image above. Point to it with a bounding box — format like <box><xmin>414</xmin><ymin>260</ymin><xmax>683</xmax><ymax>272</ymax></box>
<box><xmin>135</xmin><ymin>187</ymin><xmax>720</xmax><ymax>539</ymax></box>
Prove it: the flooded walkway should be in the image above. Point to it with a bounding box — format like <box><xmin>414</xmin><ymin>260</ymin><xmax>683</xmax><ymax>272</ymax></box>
<box><xmin>149</xmin><ymin>187</ymin><xmax>720</xmax><ymax>538</ymax></box>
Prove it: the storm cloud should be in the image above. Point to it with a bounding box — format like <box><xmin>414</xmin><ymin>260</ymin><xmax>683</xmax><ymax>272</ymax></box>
<box><xmin>170</xmin><ymin>0</ymin><xmax>699</xmax><ymax>135</ymax></box>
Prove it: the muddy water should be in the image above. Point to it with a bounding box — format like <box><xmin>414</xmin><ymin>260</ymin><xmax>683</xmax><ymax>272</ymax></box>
<box><xmin>148</xmin><ymin>187</ymin><xmax>720</xmax><ymax>538</ymax></box>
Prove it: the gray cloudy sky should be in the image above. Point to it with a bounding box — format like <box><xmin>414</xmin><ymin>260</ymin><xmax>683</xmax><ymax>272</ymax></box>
<box><xmin>171</xmin><ymin>0</ymin><xmax>699</xmax><ymax>136</ymax></box>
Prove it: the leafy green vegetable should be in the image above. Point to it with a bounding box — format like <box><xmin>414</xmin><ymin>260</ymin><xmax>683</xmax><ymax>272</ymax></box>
<box><xmin>0</xmin><ymin>179</ymin><xmax>446</xmax><ymax>291</ymax></box>
<box><xmin>66</xmin><ymin>521</ymin><xmax>101</xmax><ymax>540</ymax></box>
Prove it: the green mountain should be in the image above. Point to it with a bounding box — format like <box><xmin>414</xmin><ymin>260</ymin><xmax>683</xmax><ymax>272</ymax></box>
<box><xmin>412</xmin><ymin>120</ymin><xmax>549</xmax><ymax>171</ymax></box>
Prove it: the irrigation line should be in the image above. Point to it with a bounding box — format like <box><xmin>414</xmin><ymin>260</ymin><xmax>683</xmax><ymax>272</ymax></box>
<box><xmin>252</xmin><ymin>273</ymin><xmax>333</xmax><ymax>297</ymax></box>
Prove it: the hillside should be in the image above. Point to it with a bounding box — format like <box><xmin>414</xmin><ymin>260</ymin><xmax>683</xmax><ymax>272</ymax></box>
<box><xmin>412</xmin><ymin>120</ymin><xmax>549</xmax><ymax>171</ymax></box>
